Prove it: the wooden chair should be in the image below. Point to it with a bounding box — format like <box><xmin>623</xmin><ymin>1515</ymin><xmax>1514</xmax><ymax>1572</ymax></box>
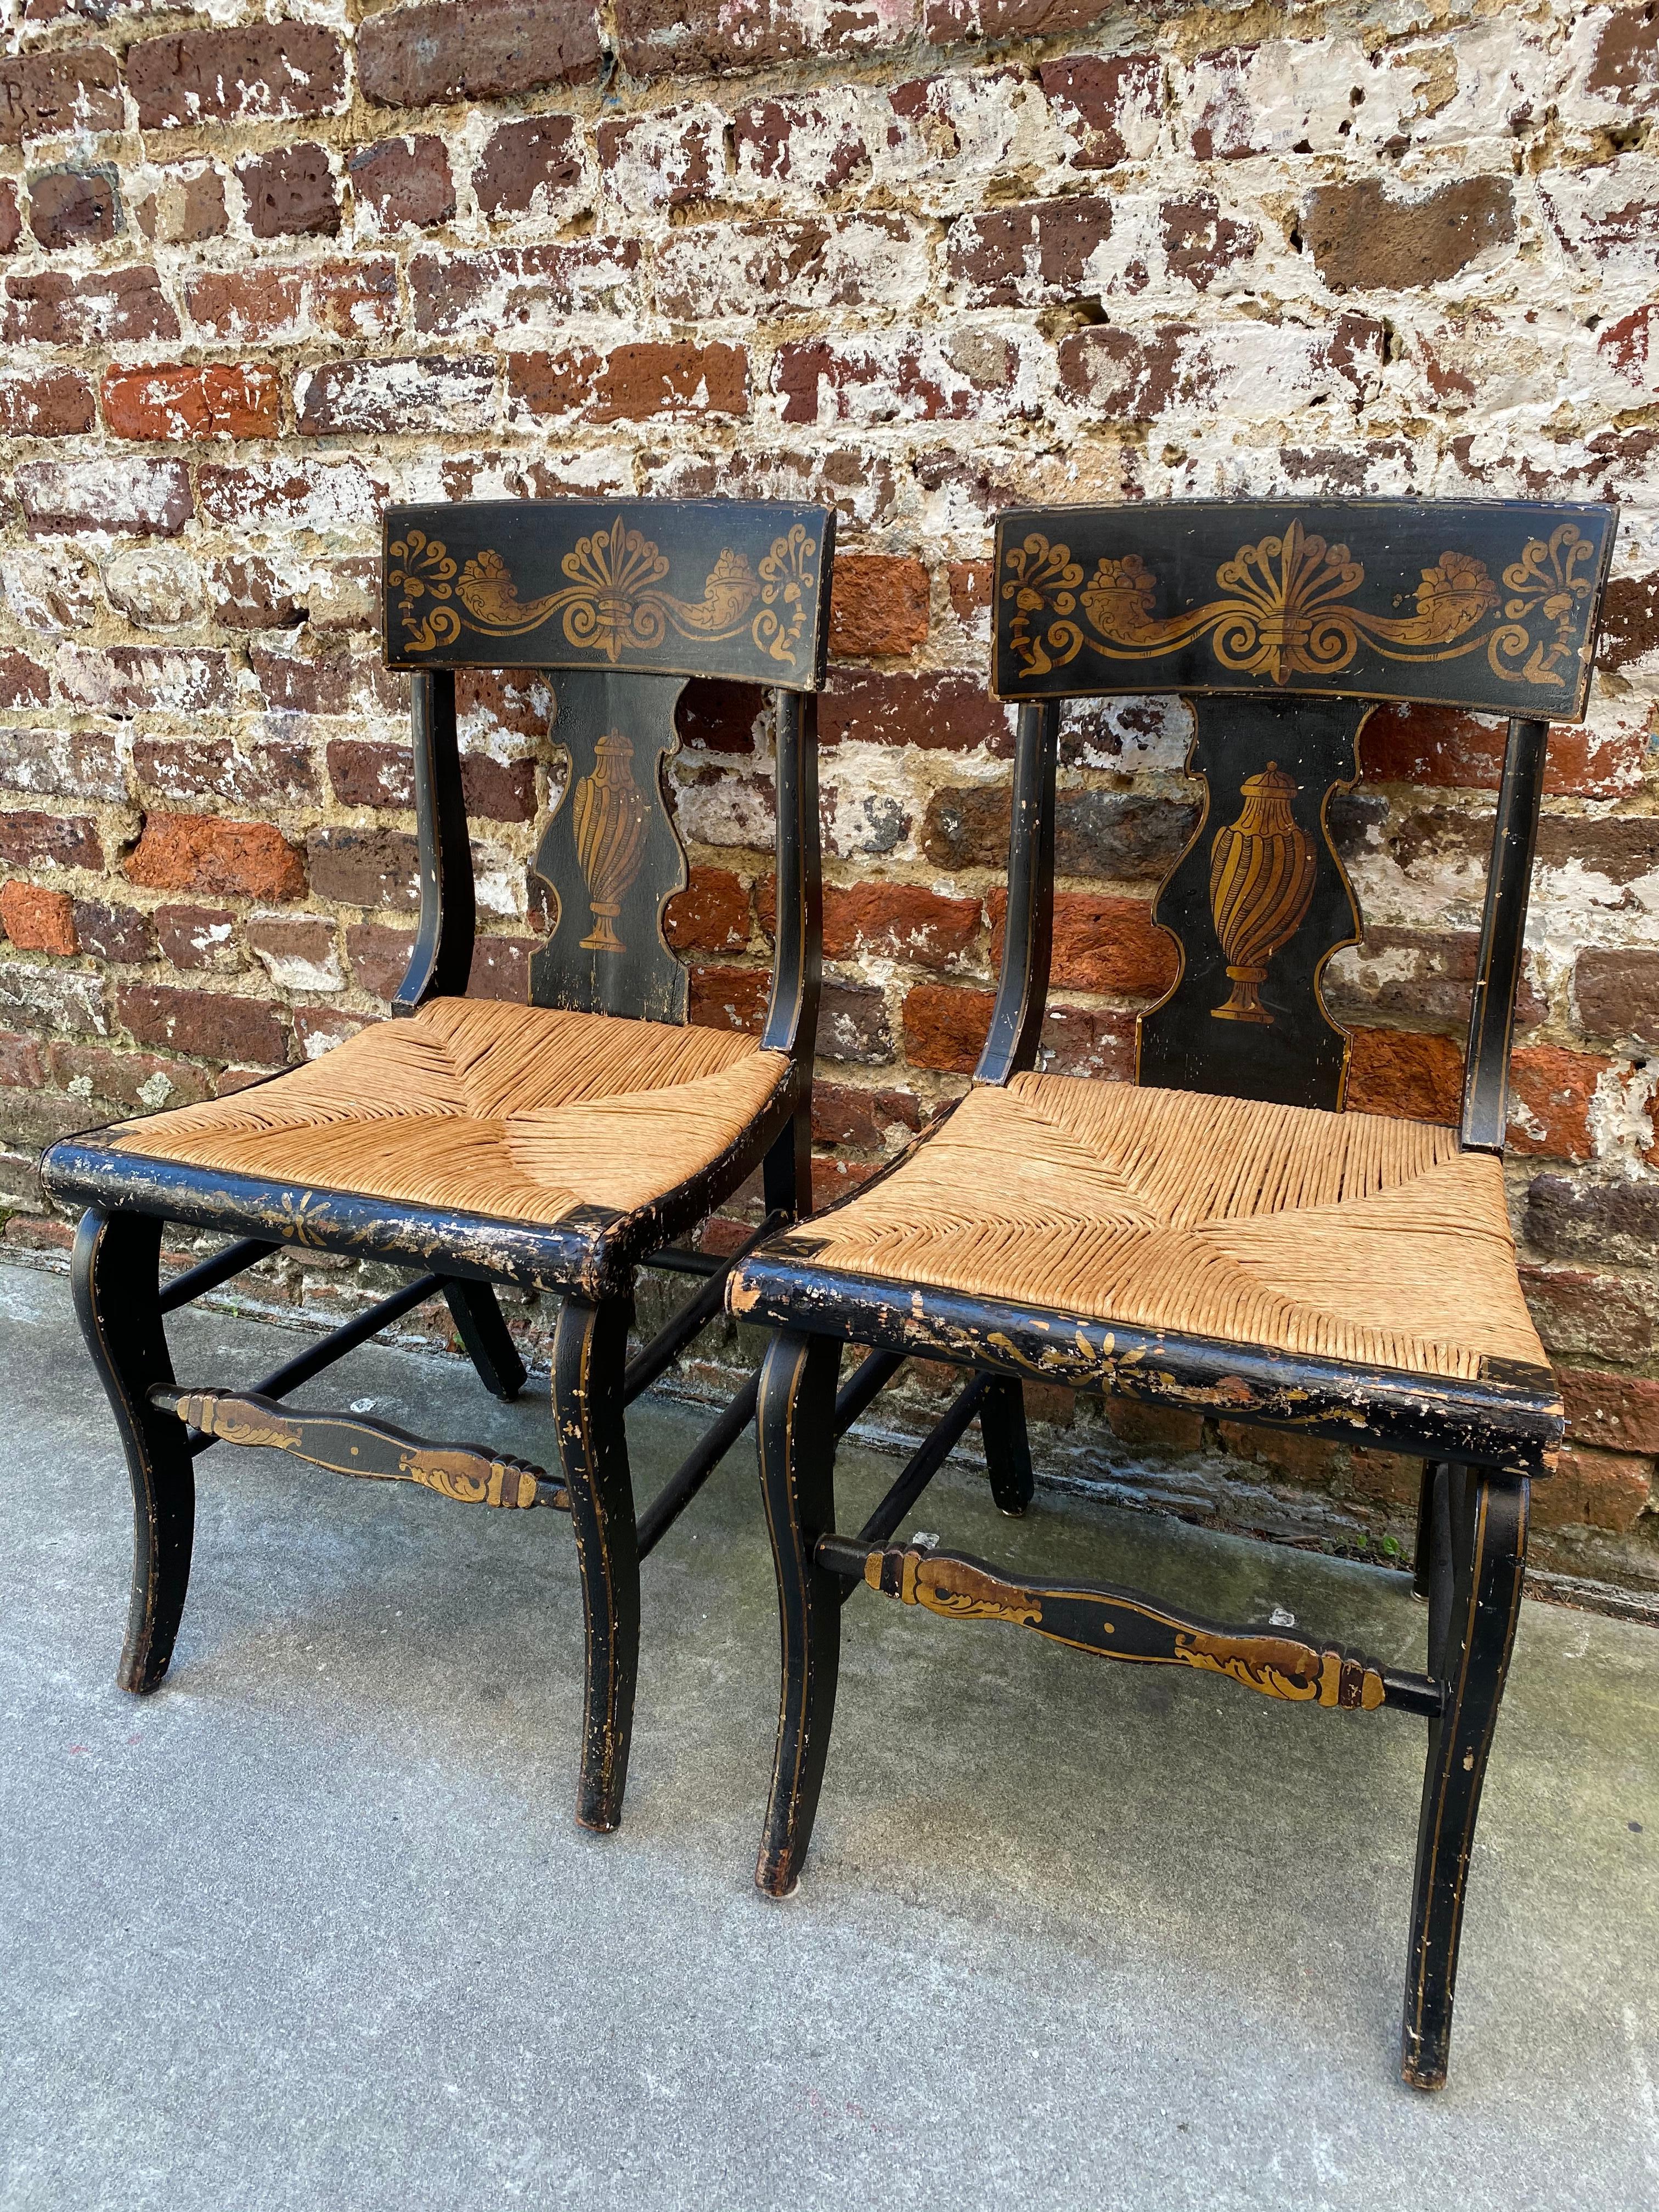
<box><xmin>43</xmin><ymin>497</ymin><xmax>833</xmax><ymax>1833</ymax></box>
<box><xmin>729</xmin><ymin>498</ymin><xmax>1616</xmax><ymax>2088</ymax></box>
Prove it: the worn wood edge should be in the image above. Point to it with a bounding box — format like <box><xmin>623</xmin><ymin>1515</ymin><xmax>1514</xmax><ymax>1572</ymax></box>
<box><xmin>150</xmin><ymin>1385</ymin><xmax>569</xmax><ymax>1510</ymax></box>
<box><xmin>820</xmin><ymin>1535</ymin><xmax>1435</xmax><ymax>1714</ymax></box>
<box><xmin>729</xmin><ymin>1262</ymin><xmax>1562</xmax><ymax>1476</ymax></box>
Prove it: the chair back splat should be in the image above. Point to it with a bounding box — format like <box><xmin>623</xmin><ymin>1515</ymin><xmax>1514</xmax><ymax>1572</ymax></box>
<box><xmin>731</xmin><ymin>495</ymin><xmax>1618</xmax><ymax>2094</ymax></box>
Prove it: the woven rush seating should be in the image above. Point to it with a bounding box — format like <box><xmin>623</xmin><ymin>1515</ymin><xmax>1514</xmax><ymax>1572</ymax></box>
<box><xmin>774</xmin><ymin>1075</ymin><xmax>1549</xmax><ymax>1387</ymax></box>
<box><xmin>95</xmin><ymin>998</ymin><xmax>792</xmax><ymax>1265</ymax></box>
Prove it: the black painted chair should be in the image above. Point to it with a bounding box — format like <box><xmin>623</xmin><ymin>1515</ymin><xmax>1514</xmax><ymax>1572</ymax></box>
<box><xmin>729</xmin><ymin>498</ymin><xmax>1616</xmax><ymax>2087</ymax></box>
<box><xmin>44</xmin><ymin>498</ymin><xmax>833</xmax><ymax>1833</ymax></box>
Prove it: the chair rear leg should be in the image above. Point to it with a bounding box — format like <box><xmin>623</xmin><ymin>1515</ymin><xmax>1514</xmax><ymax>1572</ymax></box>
<box><xmin>1401</xmin><ymin>1466</ymin><xmax>1527</xmax><ymax>2091</ymax></box>
<box><xmin>442</xmin><ymin>1279</ymin><xmax>527</xmax><ymax>1402</ymax></box>
<box><xmin>980</xmin><ymin>1374</ymin><xmax>1034</xmax><ymax>1516</ymax></box>
<box><xmin>756</xmin><ymin>1329</ymin><xmax>845</xmax><ymax>1898</ymax></box>
<box><xmin>71</xmin><ymin>1209</ymin><xmax>195</xmax><ymax>1695</ymax></box>
<box><xmin>551</xmin><ymin>1292</ymin><xmax>638</xmax><ymax>1833</ymax></box>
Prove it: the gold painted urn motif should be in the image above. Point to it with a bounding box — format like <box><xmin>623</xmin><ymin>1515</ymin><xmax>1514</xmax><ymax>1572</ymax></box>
<box><xmin>1207</xmin><ymin>762</ymin><xmax>1317</xmax><ymax>1025</ymax></box>
<box><xmin>572</xmin><ymin>730</ymin><xmax>649</xmax><ymax>953</ymax></box>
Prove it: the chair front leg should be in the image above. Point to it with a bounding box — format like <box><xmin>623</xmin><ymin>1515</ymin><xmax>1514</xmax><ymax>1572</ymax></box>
<box><xmin>71</xmin><ymin>1209</ymin><xmax>195</xmax><ymax>1695</ymax></box>
<box><xmin>755</xmin><ymin>1328</ymin><xmax>845</xmax><ymax>1898</ymax></box>
<box><xmin>1401</xmin><ymin>1465</ymin><xmax>1527</xmax><ymax>2091</ymax></box>
<box><xmin>551</xmin><ymin>1291</ymin><xmax>639</xmax><ymax>1833</ymax></box>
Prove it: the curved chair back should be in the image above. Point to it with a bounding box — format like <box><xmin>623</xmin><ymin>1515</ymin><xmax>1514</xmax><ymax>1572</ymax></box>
<box><xmin>381</xmin><ymin>498</ymin><xmax>834</xmax><ymax>1061</ymax></box>
<box><xmin>984</xmin><ymin>499</ymin><xmax>1616</xmax><ymax>1146</ymax></box>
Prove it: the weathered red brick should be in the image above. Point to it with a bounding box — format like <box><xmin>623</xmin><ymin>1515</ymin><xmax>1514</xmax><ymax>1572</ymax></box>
<box><xmin>1361</xmin><ymin>702</ymin><xmax>1641</xmax><ymax>800</ymax></box>
<box><xmin>689</xmin><ymin>963</ymin><xmax>771</xmax><ymax>1035</ymax></box>
<box><xmin>1345</xmin><ymin>1030</ymin><xmax>1464</xmax><ymax>1124</ymax></box>
<box><xmin>663</xmin><ymin>868</ymin><xmax>752</xmax><ymax>953</ymax></box>
<box><xmin>133</xmin><ymin>163</ymin><xmax>225</xmax><ymax>246</ymax></box>
<box><xmin>947</xmin><ymin>561</ymin><xmax>992</xmax><ymax>622</ymax></box>
<box><xmin>990</xmin><ymin>890</ymin><xmax>1176</xmax><ymax>998</ymax></box>
<box><xmin>346</xmin><ymin>924</ymin><xmax>416</xmax><ymax>1000</ymax></box>
<box><xmin>359</xmin><ymin>0</ymin><xmax>601</xmax><ymax>108</ymax></box>
<box><xmin>0</xmin><ymin>651</ymin><xmax>50</xmax><ymax>708</ymax></box>
<box><xmin>614</xmin><ymin>0</ymin><xmax>893</xmax><ymax>77</ymax></box>
<box><xmin>819</xmin><ymin>671</ymin><xmax>1007</xmax><ymax>752</ymax></box>
<box><xmin>0</xmin><ymin>46</ymin><xmax>123</xmax><ymax>144</ymax></box>
<box><xmin>206</xmin><ymin>557</ymin><xmax>304</xmax><ymax>632</ymax></box>
<box><xmin>155</xmin><ymin>904</ymin><xmax>240</xmax><ymax>974</ymax></box>
<box><xmin>125</xmin><ymin>25</ymin><xmax>347</xmax><ymax>128</ymax></box>
<box><xmin>0</xmin><ymin>182</ymin><xmax>19</xmax><ymax>252</ymax></box>
<box><xmin>1158</xmin><ymin>192</ymin><xmax>1259</xmax><ymax>289</ymax></box>
<box><xmin>1038</xmin><ymin>53</ymin><xmax>1163</xmax><ymax>167</ymax></box>
<box><xmin>823</xmin><ymin>882</ymin><xmax>980</xmax><ymax>970</ymax></box>
<box><xmin>1303</xmin><ymin>177</ymin><xmax>1516</xmax><ymax>293</ymax></box>
<box><xmin>1531</xmin><ymin>1447</ymin><xmax>1654</xmax><ymax>1534</ymax></box>
<box><xmin>72</xmin><ymin>901</ymin><xmax>155</xmax><ymax>964</ymax></box>
<box><xmin>409</xmin><ymin>241</ymin><xmax>641</xmax><ymax>334</ymax></box>
<box><xmin>732</xmin><ymin>97</ymin><xmax>870</xmax><ymax>190</ymax></box>
<box><xmin>776</xmin><ymin>331</ymin><xmax>1013</xmax><ymax>425</ymax></box>
<box><xmin>59</xmin><ymin>648</ymin><xmax>233</xmax><ymax>719</ymax></box>
<box><xmin>103</xmin><ymin>363</ymin><xmax>280</xmax><ymax>442</ymax></box>
<box><xmin>297</xmin><ymin>356</ymin><xmax>495</xmax><ymax>438</ymax></box>
<box><xmin>1559</xmin><ymin>1370</ymin><xmax>1659</xmax><ymax>1457</ymax></box>
<box><xmin>811</xmin><ymin>1080</ymin><xmax>922</xmax><ymax>1148</ymax></box>
<box><xmin>187</xmin><ymin>259</ymin><xmax>398</xmax><ymax>344</ymax></box>
<box><xmin>0</xmin><ymin>881</ymin><xmax>76</xmax><ymax>955</ymax></box>
<box><xmin>237</xmin><ymin>144</ymin><xmax>338</xmax><ymax>239</ymax></box>
<box><xmin>46</xmin><ymin>1039</ymin><xmax>214</xmax><ymax>1115</ymax></box>
<box><xmin>902</xmin><ymin>981</ymin><xmax>994</xmax><ymax>1073</ymax></box>
<box><xmin>949</xmin><ymin>195</ymin><xmax>1112</xmax><ymax>307</ymax></box>
<box><xmin>17</xmin><ymin>455</ymin><xmax>191</xmax><ymax>537</ymax></box>
<box><xmin>2</xmin><ymin>265</ymin><xmax>179</xmax><ymax>346</ymax></box>
<box><xmin>349</xmin><ymin>135</ymin><xmax>455</xmax><ymax>230</ymax></box>
<box><xmin>126</xmin><ymin>814</ymin><xmax>306</xmax><ymax>902</ymax></box>
<box><xmin>507</xmin><ymin>342</ymin><xmax>747</xmax><ymax>424</ymax></box>
<box><xmin>117</xmin><ymin>983</ymin><xmax>288</xmax><ymax>1068</ymax></box>
<box><xmin>134</xmin><ymin>736</ymin><xmax>318</xmax><ymax>810</ymax></box>
<box><xmin>305</xmin><ymin>827</ymin><xmax>420</xmax><ymax>911</ymax></box>
<box><xmin>1586</xmin><ymin>3</ymin><xmax>1659</xmax><ymax>107</ymax></box>
<box><xmin>0</xmin><ymin>1029</ymin><xmax>48</xmax><ymax>1089</ymax></box>
<box><xmin>1576</xmin><ymin>949</ymin><xmax>1659</xmax><ymax>1045</ymax></box>
<box><xmin>27</xmin><ymin>166</ymin><xmax>117</xmax><ymax>248</ymax></box>
<box><xmin>830</xmin><ymin>556</ymin><xmax>929</xmax><ymax>659</ymax></box>
<box><xmin>0</xmin><ymin>811</ymin><xmax>103</xmax><ymax>872</ymax></box>
<box><xmin>1508</xmin><ymin>1045</ymin><xmax>1610</xmax><ymax>1162</ymax></box>
<box><xmin>475</xmin><ymin>114</ymin><xmax>583</xmax><ymax>215</ymax></box>
<box><xmin>0</xmin><ymin>368</ymin><xmax>95</xmax><ymax>439</ymax></box>
<box><xmin>1521</xmin><ymin>1266</ymin><xmax>1657</xmax><ymax>1366</ymax></box>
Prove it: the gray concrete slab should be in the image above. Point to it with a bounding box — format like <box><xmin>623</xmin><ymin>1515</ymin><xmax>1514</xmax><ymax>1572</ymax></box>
<box><xmin>2</xmin><ymin>1260</ymin><xmax>1656</xmax><ymax>2211</ymax></box>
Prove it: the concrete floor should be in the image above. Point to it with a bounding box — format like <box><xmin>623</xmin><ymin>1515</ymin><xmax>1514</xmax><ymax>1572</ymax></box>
<box><xmin>2</xmin><ymin>1262</ymin><xmax>1656</xmax><ymax>2212</ymax></box>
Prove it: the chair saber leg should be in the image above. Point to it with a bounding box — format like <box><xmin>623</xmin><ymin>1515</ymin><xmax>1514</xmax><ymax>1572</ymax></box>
<box><xmin>1412</xmin><ymin>1459</ymin><xmax>1441</xmax><ymax>1601</ymax></box>
<box><xmin>756</xmin><ymin>1329</ymin><xmax>845</xmax><ymax>1899</ymax></box>
<box><xmin>71</xmin><ymin>1209</ymin><xmax>196</xmax><ymax>1695</ymax></box>
<box><xmin>551</xmin><ymin>1293</ymin><xmax>639</xmax><ymax>1834</ymax></box>
<box><xmin>979</xmin><ymin>1375</ymin><xmax>1034</xmax><ymax>1516</ymax></box>
<box><xmin>1401</xmin><ymin>1468</ymin><xmax>1528</xmax><ymax>2091</ymax></box>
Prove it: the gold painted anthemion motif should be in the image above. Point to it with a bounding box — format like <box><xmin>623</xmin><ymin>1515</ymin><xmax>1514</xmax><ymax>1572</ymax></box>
<box><xmin>1002</xmin><ymin>517</ymin><xmax>1601</xmax><ymax>690</ymax></box>
<box><xmin>388</xmin><ymin>515</ymin><xmax>820</xmax><ymax>668</ymax></box>
<box><xmin>569</xmin><ymin>731</ymin><xmax>650</xmax><ymax>954</ymax></box>
<box><xmin>1207</xmin><ymin>763</ymin><xmax>1318</xmax><ymax>1025</ymax></box>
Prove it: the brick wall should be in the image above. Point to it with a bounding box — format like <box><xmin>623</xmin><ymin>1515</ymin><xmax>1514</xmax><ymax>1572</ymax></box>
<box><xmin>1</xmin><ymin>0</ymin><xmax>1655</xmax><ymax>1601</ymax></box>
